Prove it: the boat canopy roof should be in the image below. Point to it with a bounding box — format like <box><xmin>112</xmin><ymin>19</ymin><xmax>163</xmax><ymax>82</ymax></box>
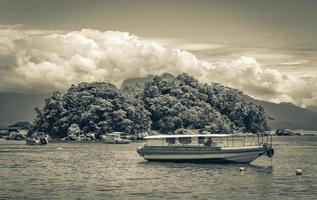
<box><xmin>145</xmin><ymin>134</ymin><xmax>234</xmax><ymax>139</ymax></box>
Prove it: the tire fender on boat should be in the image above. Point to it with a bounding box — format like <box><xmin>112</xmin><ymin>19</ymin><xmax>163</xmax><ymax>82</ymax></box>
<box><xmin>266</xmin><ymin>148</ymin><xmax>274</xmax><ymax>157</ymax></box>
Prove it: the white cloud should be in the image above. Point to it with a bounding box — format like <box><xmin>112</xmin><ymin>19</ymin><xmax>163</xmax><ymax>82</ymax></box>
<box><xmin>280</xmin><ymin>60</ymin><xmax>308</xmax><ymax>66</ymax></box>
<box><xmin>0</xmin><ymin>28</ymin><xmax>316</xmax><ymax>108</ymax></box>
<box><xmin>174</xmin><ymin>43</ymin><xmax>226</xmax><ymax>51</ymax></box>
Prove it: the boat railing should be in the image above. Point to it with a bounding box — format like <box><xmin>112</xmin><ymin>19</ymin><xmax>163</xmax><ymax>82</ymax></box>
<box><xmin>145</xmin><ymin>134</ymin><xmax>273</xmax><ymax>148</ymax></box>
<box><xmin>220</xmin><ymin>134</ymin><xmax>273</xmax><ymax>148</ymax></box>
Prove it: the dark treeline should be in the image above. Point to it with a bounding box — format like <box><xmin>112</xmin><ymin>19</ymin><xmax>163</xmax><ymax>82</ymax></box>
<box><xmin>32</xmin><ymin>73</ymin><xmax>269</xmax><ymax>139</ymax></box>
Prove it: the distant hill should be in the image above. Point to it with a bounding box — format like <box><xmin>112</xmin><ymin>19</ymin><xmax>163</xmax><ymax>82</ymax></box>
<box><xmin>121</xmin><ymin>73</ymin><xmax>175</xmax><ymax>89</ymax></box>
<box><xmin>252</xmin><ymin>99</ymin><xmax>317</xmax><ymax>130</ymax></box>
<box><xmin>0</xmin><ymin>92</ymin><xmax>50</xmax><ymax>127</ymax></box>
<box><xmin>121</xmin><ymin>75</ymin><xmax>154</xmax><ymax>89</ymax></box>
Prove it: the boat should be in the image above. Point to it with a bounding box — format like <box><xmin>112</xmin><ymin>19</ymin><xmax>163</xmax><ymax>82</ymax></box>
<box><xmin>25</xmin><ymin>134</ymin><xmax>48</xmax><ymax>145</ymax></box>
<box><xmin>137</xmin><ymin>134</ymin><xmax>274</xmax><ymax>164</ymax></box>
<box><xmin>102</xmin><ymin>133</ymin><xmax>131</xmax><ymax>144</ymax></box>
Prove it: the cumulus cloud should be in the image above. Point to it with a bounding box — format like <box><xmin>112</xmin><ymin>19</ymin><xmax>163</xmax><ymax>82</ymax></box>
<box><xmin>174</xmin><ymin>43</ymin><xmax>226</xmax><ymax>51</ymax></box>
<box><xmin>0</xmin><ymin>28</ymin><xmax>210</xmax><ymax>92</ymax></box>
<box><xmin>0</xmin><ymin>28</ymin><xmax>316</xmax><ymax>108</ymax></box>
<box><xmin>280</xmin><ymin>60</ymin><xmax>308</xmax><ymax>66</ymax></box>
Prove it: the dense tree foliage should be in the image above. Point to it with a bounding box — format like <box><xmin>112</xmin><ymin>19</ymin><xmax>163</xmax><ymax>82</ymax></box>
<box><xmin>33</xmin><ymin>83</ymin><xmax>151</xmax><ymax>138</ymax></box>
<box><xmin>141</xmin><ymin>73</ymin><xmax>268</xmax><ymax>133</ymax></box>
<box><xmin>33</xmin><ymin>73</ymin><xmax>269</xmax><ymax>138</ymax></box>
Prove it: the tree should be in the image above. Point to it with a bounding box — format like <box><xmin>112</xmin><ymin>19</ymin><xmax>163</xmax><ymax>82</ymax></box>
<box><xmin>33</xmin><ymin>82</ymin><xmax>151</xmax><ymax>138</ymax></box>
<box><xmin>33</xmin><ymin>92</ymin><xmax>68</xmax><ymax>138</ymax></box>
<box><xmin>33</xmin><ymin>73</ymin><xmax>269</xmax><ymax>138</ymax></box>
<box><xmin>142</xmin><ymin>73</ymin><xmax>268</xmax><ymax>133</ymax></box>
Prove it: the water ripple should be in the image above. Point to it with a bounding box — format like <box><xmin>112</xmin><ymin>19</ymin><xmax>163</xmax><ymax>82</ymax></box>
<box><xmin>0</xmin><ymin>136</ymin><xmax>316</xmax><ymax>199</ymax></box>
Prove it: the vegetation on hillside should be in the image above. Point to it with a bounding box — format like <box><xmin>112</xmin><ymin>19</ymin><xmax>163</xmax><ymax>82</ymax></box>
<box><xmin>32</xmin><ymin>73</ymin><xmax>269</xmax><ymax>139</ymax></box>
<box><xmin>9</xmin><ymin>121</ymin><xmax>33</xmax><ymax>130</ymax></box>
<box><xmin>32</xmin><ymin>83</ymin><xmax>151</xmax><ymax>139</ymax></box>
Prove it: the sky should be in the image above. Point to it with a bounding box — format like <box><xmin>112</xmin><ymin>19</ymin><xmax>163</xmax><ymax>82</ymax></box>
<box><xmin>0</xmin><ymin>0</ymin><xmax>317</xmax><ymax>110</ymax></box>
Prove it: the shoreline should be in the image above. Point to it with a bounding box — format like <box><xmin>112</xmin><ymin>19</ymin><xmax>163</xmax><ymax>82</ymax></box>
<box><xmin>1</xmin><ymin>134</ymin><xmax>317</xmax><ymax>144</ymax></box>
<box><xmin>0</xmin><ymin>138</ymin><xmax>146</xmax><ymax>143</ymax></box>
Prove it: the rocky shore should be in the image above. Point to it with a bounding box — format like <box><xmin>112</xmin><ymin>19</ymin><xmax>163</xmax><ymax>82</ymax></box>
<box><xmin>275</xmin><ymin>129</ymin><xmax>301</xmax><ymax>136</ymax></box>
<box><xmin>274</xmin><ymin>129</ymin><xmax>317</xmax><ymax>136</ymax></box>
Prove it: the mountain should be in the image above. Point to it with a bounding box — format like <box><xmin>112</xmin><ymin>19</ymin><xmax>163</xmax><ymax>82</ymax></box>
<box><xmin>252</xmin><ymin>99</ymin><xmax>317</xmax><ymax>130</ymax></box>
<box><xmin>0</xmin><ymin>92</ymin><xmax>51</xmax><ymax>127</ymax></box>
<box><xmin>121</xmin><ymin>75</ymin><xmax>154</xmax><ymax>89</ymax></box>
<box><xmin>121</xmin><ymin>73</ymin><xmax>175</xmax><ymax>89</ymax></box>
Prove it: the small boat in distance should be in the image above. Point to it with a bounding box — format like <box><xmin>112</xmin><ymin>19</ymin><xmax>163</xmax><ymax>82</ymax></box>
<box><xmin>102</xmin><ymin>132</ymin><xmax>131</xmax><ymax>144</ymax></box>
<box><xmin>25</xmin><ymin>132</ymin><xmax>48</xmax><ymax>145</ymax></box>
<box><xmin>137</xmin><ymin>134</ymin><xmax>274</xmax><ymax>164</ymax></box>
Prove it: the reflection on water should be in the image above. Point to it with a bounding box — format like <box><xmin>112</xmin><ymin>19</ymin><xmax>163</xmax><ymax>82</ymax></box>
<box><xmin>0</xmin><ymin>136</ymin><xmax>316</xmax><ymax>200</ymax></box>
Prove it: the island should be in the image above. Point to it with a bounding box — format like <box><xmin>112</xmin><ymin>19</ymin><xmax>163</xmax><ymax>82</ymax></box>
<box><xmin>26</xmin><ymin>73</ymin><xmax>269</xmax><ymax>142</ymax></box>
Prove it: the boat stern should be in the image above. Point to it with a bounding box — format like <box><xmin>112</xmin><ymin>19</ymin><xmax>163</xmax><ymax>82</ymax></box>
<box><xmin>264</xmin><ymin>144</ymin><xmax>274</xmax><ymax>158</ymax></box>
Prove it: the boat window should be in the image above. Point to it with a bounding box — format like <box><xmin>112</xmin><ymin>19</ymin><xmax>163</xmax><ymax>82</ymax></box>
<box><xmin>179</xmin><ymin>137</ymin><xmax>192</xmax><ymax>145</ymax></box>
<box><xmin>166</xmin><ymin>138</ymin><xmax>176</xmax><ymax>145</ymax></box>
<box><xmin>198</xmin><ymin>137</ymin><xmax>205</xmax><ymax>144</ymax></box>
<box><xmin>205</xmin><ymin>137</ymin><xmax>213</xmax><ymax>146</ymax></box>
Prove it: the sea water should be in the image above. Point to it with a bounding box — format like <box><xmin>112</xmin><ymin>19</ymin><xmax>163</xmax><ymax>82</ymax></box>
<box><xmin>0</xmin><ymin>136</ymin><xmax>316</xmax><ymax>200</ymax></box>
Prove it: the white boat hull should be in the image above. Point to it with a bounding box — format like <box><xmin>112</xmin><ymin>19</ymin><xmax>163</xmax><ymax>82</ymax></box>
<box><xmin>138</xmin><ymin>146</ymin><xmax>269</xmax><ymax>164</ymax></box>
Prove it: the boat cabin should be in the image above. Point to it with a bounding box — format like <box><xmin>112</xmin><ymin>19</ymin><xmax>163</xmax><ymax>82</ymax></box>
<box><xmin>144</xmin><ymin>134</ymin><xmax>273</xmax><ymax>148</ymax></box>
<box><xmin>138</xmin><ymin>133</ymin><xmax>274</xmax><ymax>163</ymax></box>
